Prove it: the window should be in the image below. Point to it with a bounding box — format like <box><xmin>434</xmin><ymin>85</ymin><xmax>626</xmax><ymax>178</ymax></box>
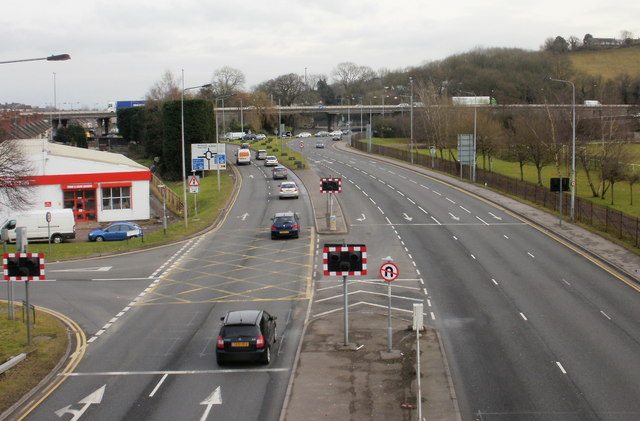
<box><xmin>102</xmin><ymin>186</ymin><xmax>131</xmax><ymax>210</ymax></box>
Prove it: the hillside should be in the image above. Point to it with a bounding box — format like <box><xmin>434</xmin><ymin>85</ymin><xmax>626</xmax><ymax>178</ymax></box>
<box><xmin>570</xmin><ymin>45</ymin><xmax>640</xmax><ymax>79</ymax></box>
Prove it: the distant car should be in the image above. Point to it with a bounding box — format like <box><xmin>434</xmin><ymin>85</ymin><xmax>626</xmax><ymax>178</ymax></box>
<box><xmin>315</xmin><ymin>131</ymin><xmax>330</xmax><ymax>137</ymax></box>
<box><xmin>296</xmin><ymin>132</ymin><xmax>312</xmax><ymax>138</ymax></box>
<box><xmin>88</xmin><ymin>222</ymin><xmax>143</xmax><ymax>242</ymax></box>
<box><xmin>278</xmin><ymin>181</ymin><xmax>299</xmax><ymax>199</ymax></box>
<box><xmin>255</xmin><ymin>149</ymin><xmax>268</xmax><ymax>160</ymax></box>
<box><xmin>329</xmin><ymin>130</ymin><xmax>342</xmax><ymax>136</ymax></box>
<box><xmin>242</xmin><ymin>134</ymin><xmax>256</xmax><ymax>141</ymax></box>
<box><xmin>271</xmin><ymin>211</ymin><xmax>300</xmax><ymax>239</ymax></box>
<box><xmin>264</xmin><ymin>156</ymin><xmax>278</xmax><ymax>166</ymax></box>
<box><xmin>216</xmin><ymin>310</ymin><xmax>277</xmax><ymax>365</ymax></box>
<box><xmin>280</xmin><ymin>131</ymin><xmax>292</xmax><ymax>138</ymax></box>
<box><xmin>272</xmin><ymin>166</ymin><xmax>288</xmax><ymax>179</ymax></box>
<box><xmin>341</xmin><ymin>129</ymin><xmax>351</xmax><ymax>135</ymax></box>
<box><xmin>240</xmin><ymin>142</ymin><xmax>251</xmax><ymax>149</ymax></box>
<box><xmin>331</xmin><ymin>135</ymin><xmax>341</xmax><ymax>141</ymax></box>
<box><xmin>396</xmin><ymin>103</ymin><xmax>410</xmax><ymax>108</ymax></box>
<box><xmin>315</xmin><ymin>141</ymin><xmax>325</xmax><ymax>149</ymax></box>
<box><xmin>255</xmin><ymin>134</ymin><xmax>267</xmax><ymax>140</ymax></box>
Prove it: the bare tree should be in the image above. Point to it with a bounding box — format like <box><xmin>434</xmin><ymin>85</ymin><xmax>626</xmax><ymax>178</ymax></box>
<box><xmin>210</xmin><ymin>66</ymin><xmax>246</xmax><ymax>97</ymax></box>
<box><xmin>331</xmin><ymin>62</ymin><xmax>376</xmax><ymax>97</ymax></box>
<box><xmin>146</xmin><ymin>70</ymin><xmax>181</xmax><ymax>102</ymax></box>
<box><xmin>0</xmin><ymin>140</ymin><xmax>35</xmax><ymax>212</ymax></box>
<box><xmin>415</xmin><ymin>80</ymin><xmax>458</xmax><ymax>161</ymax></box>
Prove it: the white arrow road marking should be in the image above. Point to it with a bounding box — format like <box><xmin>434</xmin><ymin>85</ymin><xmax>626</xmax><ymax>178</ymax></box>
<box><xmin>49</xmin><ymin>267</ymin><xmax>112</xmax><ymax>273</ymax></box>
<box><xmin>449</xmin><ymin>213</ymin><xmax>460</xmax><ymax>221</ymax></box>
<box><xmin>249</xmin><ymin>174</ymin><xmax>254</xmax><ymax>179</ymax></box>
<box><xmin>239</xmin><ymin>213</ymin><xmax>249</xmax><ymax>221</ymax></box>
<box><xmin>199</xmin><ymin>386</ymin><xmax>223</xmax><ymax>421</ymax></box>
<box><xmin>356</xmin><ymin>214</ymin><xmax>366</xmax><ymax>222</ymax></box>
<box><xmin>55</xmin><ymin>385</ymin><xmax>105</xmax><ymax>420</ymax></box>
<box><xmin>403</xmin><ymin>213</ymin><xmax>413</xmax><ymax>222</ymax></box>
<box><xmin>488</xmin><ymin>212</ymin><xmax>502</xmax><ymax>220</ymax></box>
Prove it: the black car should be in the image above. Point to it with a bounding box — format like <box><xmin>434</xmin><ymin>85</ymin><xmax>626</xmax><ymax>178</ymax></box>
<box><xmin>270</xmin><ymin>211</ymin><xmax>300</xmax><ymax>239</ymax></box>
<box><xmin>216</xmin><ymin>310</ymin><xmax>277</xmax><ymax>365</ymax></box>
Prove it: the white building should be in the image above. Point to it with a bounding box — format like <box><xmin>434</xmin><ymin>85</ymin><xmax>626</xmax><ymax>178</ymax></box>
<box><xmin>2</xmin><ymin>139</ymin><xmax>151</xmax><ymax>224</ymax></box>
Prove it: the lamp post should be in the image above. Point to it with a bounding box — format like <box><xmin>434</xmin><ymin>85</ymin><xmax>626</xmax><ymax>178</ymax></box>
<box><xmin>181</xmin><ymin>69</ymin><xmax>212</xmax><ymax>229</ymax></box>
<box><xmin>410</xmin><ymin>77</ymin><xmax>414</xmax><ymax>164</ymax></box>
<box><xmin>214</xmin><ymin>94</ymin><xmax>233</xmax><ymax>192</ymax></box>
<box><xmin>545</xmin><ymin>77</ymin><xmax>576</xmax><ymax>221</ymax></box>
<box><xmin>0</xmin><ymin>53</ymin><xmax>71</xmax><ymax>65</ymax></box>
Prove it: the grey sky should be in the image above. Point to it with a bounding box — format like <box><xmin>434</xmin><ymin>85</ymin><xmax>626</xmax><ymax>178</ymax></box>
<box><xmin>2</xmin><ymin>0</ymin><xmax>638</xmax><ymax>109</ymax></box>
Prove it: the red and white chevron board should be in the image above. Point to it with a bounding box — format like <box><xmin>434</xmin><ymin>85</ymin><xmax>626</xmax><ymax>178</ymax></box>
<box><xmin>319</xmin><ymin>178</ymin><xmax>342</xmax><ymax>193</ymax></box>
<box><xmin>2</xmin><ymin>253</ymin><xmax>46</xmax><ymax>281</ymax></box>
<box><xmin>322</xmin><ymin>245</ymin><xmax>367</xmax><ymax>276</ymax></box>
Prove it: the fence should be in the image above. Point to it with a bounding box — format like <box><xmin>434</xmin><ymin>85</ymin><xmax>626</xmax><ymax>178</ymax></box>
<box><xmin>352</xmin><ymin>138</ymin><xmax>640</xmax><ymax>248</ymax></box>
<box><xmin>151</xmin><ymin>174</ymin><xmax>184</xmax><ymax>216</ymax></box>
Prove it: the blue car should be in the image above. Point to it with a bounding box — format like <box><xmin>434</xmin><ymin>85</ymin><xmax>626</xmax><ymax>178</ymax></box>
<box><xmin>270</xmin><ymin>211</ymin><xmax>300</xmax><ymax>239</ymax></box>
<box><xmin>88</xmin><ymin>222</ymin><xmax>143</xmax><ymax>242</ymax></box>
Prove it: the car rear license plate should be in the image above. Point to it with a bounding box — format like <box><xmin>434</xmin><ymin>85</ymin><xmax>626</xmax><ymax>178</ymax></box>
<box><xmin>231</xmin><ymin>341</ymin><xmax>249</xmax><ymax>347</ymax></box>
<box><xmin>280</xmin><ymin>231</ymin><xmax>289</xmax><ymax>234</ymax></box>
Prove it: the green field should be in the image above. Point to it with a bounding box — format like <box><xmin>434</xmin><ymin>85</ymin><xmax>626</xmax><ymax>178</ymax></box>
<box><xmin>570</xmin><ymin>46</ymin><xmax>640</xmax><ymax>79</ymax></box>
<box><xmin>373</xmin><ymin>139</ymin><xmax>640</xmax><ymax>219</ymax></box>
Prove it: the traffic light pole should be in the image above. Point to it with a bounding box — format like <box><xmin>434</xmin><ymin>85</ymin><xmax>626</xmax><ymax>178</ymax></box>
<box><xmin>343</xmin><ymin>275</ymin><xmax>349</xmax><ymax>346</ymax></box>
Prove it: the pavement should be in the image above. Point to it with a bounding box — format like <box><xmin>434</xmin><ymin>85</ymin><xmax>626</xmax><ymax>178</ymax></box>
<box><xmin>279</xmin><ymin>140</ymin><xmax>640</xmax><ymax>421</ymax></box>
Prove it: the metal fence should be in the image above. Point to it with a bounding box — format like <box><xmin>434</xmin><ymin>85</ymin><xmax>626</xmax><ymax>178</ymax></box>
<box><xmin>352</xmin><ymin>138</ymin><xmax>640</xmax><ymax>248</ymax></box>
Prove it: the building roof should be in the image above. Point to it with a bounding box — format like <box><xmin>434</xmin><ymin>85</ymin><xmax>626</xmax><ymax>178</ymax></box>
<box><xmin>16</xmin><ymin>139</ymin><xmax>148</xmax><ymax>175</ymax></box>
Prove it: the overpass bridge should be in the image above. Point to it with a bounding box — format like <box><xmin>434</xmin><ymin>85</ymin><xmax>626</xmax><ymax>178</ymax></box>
<box><xmin>39</xmin><ymin>103</ymin><xmax>636</xmax><ymax>136</ymax></box>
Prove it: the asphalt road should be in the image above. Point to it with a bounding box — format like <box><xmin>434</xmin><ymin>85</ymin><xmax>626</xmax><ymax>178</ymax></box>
<box><xmin>7</xmin><ymin>151</ymin><xmax>313</xmax><ymax>421</ymax></box>
<box><xmin>299</xmin><ymin>139</ymin><xmax>640</xmax><ymax>421</ymax></box>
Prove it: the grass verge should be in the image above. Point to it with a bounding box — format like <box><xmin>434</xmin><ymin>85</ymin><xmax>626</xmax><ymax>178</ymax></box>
<box><xmin>0</xmin><ymin>302</ymin><xmax>68</xmax><ymax>414</ymax></box>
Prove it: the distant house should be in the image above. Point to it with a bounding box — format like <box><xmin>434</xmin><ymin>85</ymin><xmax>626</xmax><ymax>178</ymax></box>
<box><xmin>1</xmin><ymin>139</ymin><xmax>151</xmax><ymax>224</ymax></box>
<box><xmin>587</xmin><ymin>37</ymin><xmax>623</xmax><ymax>48</ymax></box>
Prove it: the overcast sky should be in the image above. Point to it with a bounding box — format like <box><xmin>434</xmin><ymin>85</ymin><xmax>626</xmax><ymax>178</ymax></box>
<box><xmin>2</xmin><ymin>0</ymin><xmax>638</xmax><ymax>109</ymax></box>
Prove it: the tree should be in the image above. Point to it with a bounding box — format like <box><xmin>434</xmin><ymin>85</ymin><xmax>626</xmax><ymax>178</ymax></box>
<box><xmin>55</xmin><ymin>125</ymin><xmax>88</xmax><ymax>148</ymax></box>
<box><xmin>331</xmin><ymin>62</ymin><xmax>375</xmax><ymax>98</ymax></box>
<box><xmin>146</xmin><ymin>70</ymin><xmax>181</xmax><ymax>102</ymax></box>
<box><xmin>0</xmin><ymin>140</ymin><xmax>35</xmax><ymax>212</ymax></box>
<box><xmin>208</xmin><ymin>66</ymin><xmax>245</xmax><ymax>98</ymax></box>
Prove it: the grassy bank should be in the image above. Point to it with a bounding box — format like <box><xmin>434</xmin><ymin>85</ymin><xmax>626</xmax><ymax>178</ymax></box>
<box><xmin>0</xmin><ymin>302</ymin><xmax>68</xmax><ymax>414</ymax></box>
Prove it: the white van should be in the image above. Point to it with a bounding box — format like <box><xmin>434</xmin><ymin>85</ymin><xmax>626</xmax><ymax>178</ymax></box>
<box><xmin>236</xmin><ymin>148</ymin><xmax>251</xmax><ymax>165</ymax></box>
<box><xmin>0</xmin><ymin>209</ymin><xmax>76</xmax><ymax>244</ymax></box>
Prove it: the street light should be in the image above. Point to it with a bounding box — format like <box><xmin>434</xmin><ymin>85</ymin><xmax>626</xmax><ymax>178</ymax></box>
<box><xmin>410</xmin><ymin>77</ymin><xmax>414</xmax><ymax>165</ymax></box>
<box><xmin>0</xmin><ymin>53</ymin><xmax>71</xmax><ymax>65</ymax></box>
<box><xmin>181</xmin><ymin>69</ymin><xmax>212</xmax><ymax>229</ymax></box>
<box><xmin>214</xmin><ymin>94</ymin><xmax>234</xmax><ymax>192</ymax></box>
<box><xmin>545</xmin><ymin>77</ymin><xmax>576</xmax><ymax>221</ymax></box>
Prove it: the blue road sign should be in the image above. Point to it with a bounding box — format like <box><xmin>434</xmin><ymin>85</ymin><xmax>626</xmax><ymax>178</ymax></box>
<box><xmin>192</xmin><ymin>158</ymin><xmax>205</xmax><ymax>171</ymax></box>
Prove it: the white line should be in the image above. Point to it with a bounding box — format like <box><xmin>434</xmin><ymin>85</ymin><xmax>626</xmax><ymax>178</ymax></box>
<box><xmin>556</xmin><ymin>361</ymin><xmax>567</xmax><ymax>374</ymax></box>
<box><xmin>430</xmin><ymin>312</ymin><xmax>436</xmax><ymax>320</ymax></box>
<box><xmin>430</xmin><ymin>216</ymin><xmax>441</xmax><ymax>225</ymax></box>
<box><xmin>369</xmin><ymin>197</ymin><xmax>376</xmax><ymax>205</ymax></box>
<box><xmin>433</xmin><ymin>191</ymin><xmax>442</xmax><ymax>196</ymax></box>
<box><xmin>65</xmin><ymin>368</ymin><xmax>290</xmax><ymax>376</ymax></box>
<box><xmin>418</xmin><ymin>206</ymin><xmax>428</xmax><ymax>214</ymax></box>
<box><xmin>378</xmin><ymin>206</ymin><xmax>385</xmax><ymax>215</ymax></box>
<box><xmin>446</xmin><ymin>197</ymin><xmax>455</xmax><ymax>204</ymax></box>
<box><xmin>600</xmin><ymin>310</ymin><xmax>612</xmax><ymax>320</ymax></box>
<box><xmin>492</xmin><ymin>278</ymin><xmax>499</xmax><ymax>285</ymax></box>
<box><xmin>527</xmin><ymin>252</ymin><xmax>535</xmax><ymax>258</ymax></box>
<box><xmin>459</xmin><ymin>206</ymin><xmax>471</xmax><ymax>213</ymax></box>
<box><xmin>149</xmin><ymin>373</ymin><xmax>168</xmax><ymax>397</ymax></box>
<box><xmin>470</xmin><ymin>254</ymin><xmax>476</xmax><ymax>260</ymax></box>
<box><xmin>407</xmin><ymin>198</ymin><xmax>416</xmax><ymax>204</ymax></box>
<box><xmin>519</xmin><ymin>312</ymin><xmax>528</xmax><ymax>321</ymax></box>
<box><xmin>476</xmin><ymin>216</ymin><xmax>489</xmax><ymax>225</ymax></box>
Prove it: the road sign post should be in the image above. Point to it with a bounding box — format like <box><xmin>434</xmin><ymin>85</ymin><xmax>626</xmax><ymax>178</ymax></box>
<box><xmin>323</xmin><ymin>244</ymin><xmax>367</xmax><ymax>346</ymax></box>
<box><xmin>380</xmin><ymin>261</ymin><xmax>399</xmax><ymax>352</ymax></box>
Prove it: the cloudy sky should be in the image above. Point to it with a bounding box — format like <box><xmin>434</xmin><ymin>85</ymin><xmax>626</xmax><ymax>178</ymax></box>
<box><xmin>2</xmin><ymin>0</ymin><xmax>638</xmax><ymax>109</ymax></box>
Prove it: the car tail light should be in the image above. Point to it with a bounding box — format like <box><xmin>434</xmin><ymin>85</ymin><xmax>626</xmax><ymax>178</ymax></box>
<box><xmin>292</xmin><ymin>224</ymin><xmax>299</xmax><ymax>230</ymax></box>
<box><xmin>256</xmin><ymin>334</ymin><xmax>265</xmax><ymax>348</ymax></box>
<box><xmin>217</xmin><ymin>336</ymin><xmax>224</xmax><ymax>348</ymax></box>
<box><xmin>271</xmin><ymin>225</ymin><xmax>277</xmax><ymax>230</ymax></box>
<box><xmin>279</xmin><ymin>188</ymin><xmax>284</xmax><ymax>193</ymax></box>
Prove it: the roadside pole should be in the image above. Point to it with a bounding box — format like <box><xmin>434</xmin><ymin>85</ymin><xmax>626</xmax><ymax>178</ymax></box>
<box><xmin>414</xmin><ymin>303</ymin><xmax>424</xmax><ymax>420</ymax></box>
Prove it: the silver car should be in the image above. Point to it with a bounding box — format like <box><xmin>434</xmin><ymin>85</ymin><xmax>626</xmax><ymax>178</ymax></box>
<box><xmin>264</xmin><ymin>156</ymin><xmax>278</xmax><ymax>166</ymax></box>
<box><xmin>278</xmin><ymin>181</ymin><xmax>299</xmax><ymax>199</ymax></box>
